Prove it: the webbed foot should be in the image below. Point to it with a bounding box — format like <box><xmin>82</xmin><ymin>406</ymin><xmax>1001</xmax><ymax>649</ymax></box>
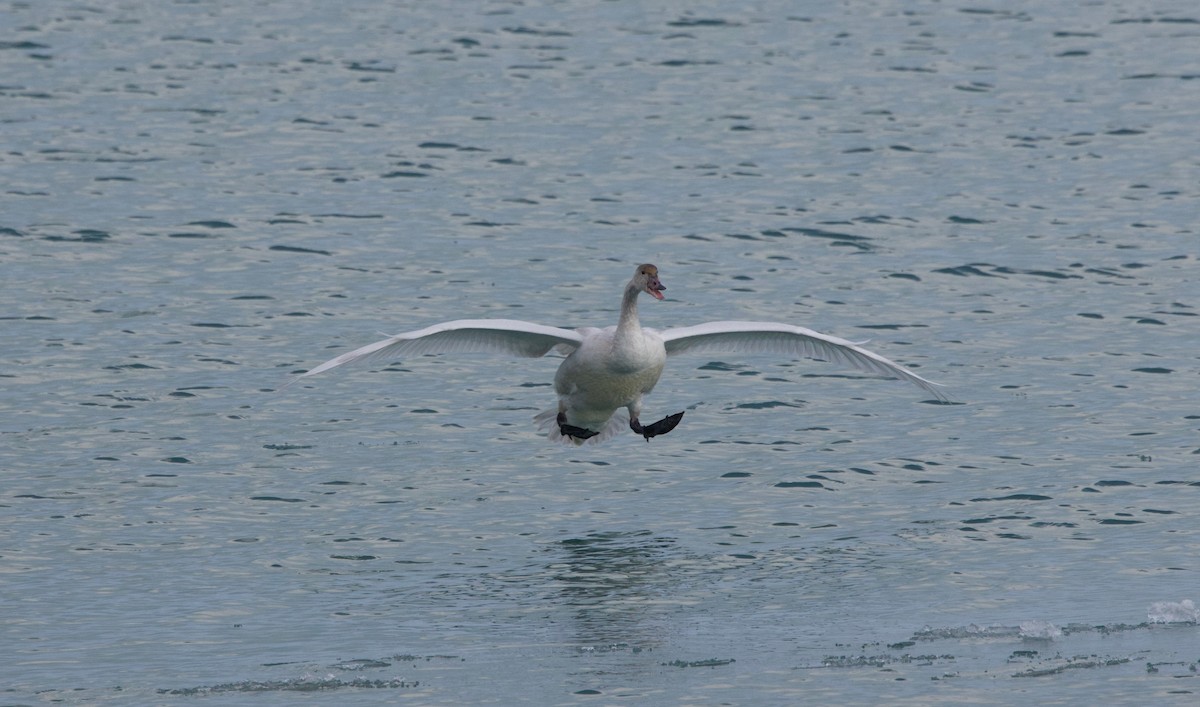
<box><xmin>629</xmin><ymin>411</ymin><xmax>685</xmax><ymax>441</ymax></box>
<box><xmin>557</xmin><ymin>412</ymin><xmax>599</xmax><ymax>440</ymax></box>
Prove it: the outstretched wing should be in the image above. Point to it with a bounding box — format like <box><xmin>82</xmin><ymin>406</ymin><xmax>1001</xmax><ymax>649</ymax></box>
<box><xmin>660</xmin><ymin>320</ymin><xmax>948</xmax><ymax>401</ymax></box>
<box><xmin>291</xmin><ymin>319</ymin><xmax>583</xmax><ymax>382</ymax></box>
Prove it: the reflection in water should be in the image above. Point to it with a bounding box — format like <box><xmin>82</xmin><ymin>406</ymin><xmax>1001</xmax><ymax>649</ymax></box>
<box><xmin>547</xmin><ymin>530</ymin><xmax>679</xmax><ymax>650</ymax></box>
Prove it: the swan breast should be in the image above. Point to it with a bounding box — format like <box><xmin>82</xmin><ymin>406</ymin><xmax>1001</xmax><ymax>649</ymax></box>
<box><xmin>554</xmin><ymin>329</ymin><xmax>666</xmax><ymax>411</ymax></box>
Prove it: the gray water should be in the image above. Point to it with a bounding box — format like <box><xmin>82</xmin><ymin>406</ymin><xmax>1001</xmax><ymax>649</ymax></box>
<box><xmin>3</xmin><ymin>1</ymin><xmax>1198</xmax><ymax>704</ymax></box>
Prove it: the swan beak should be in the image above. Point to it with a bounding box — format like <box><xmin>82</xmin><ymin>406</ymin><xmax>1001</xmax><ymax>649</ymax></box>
<box><xmin>647</xmin><ymin>277</ymin><xmax>666</xmax><ymax>300</ymax></box>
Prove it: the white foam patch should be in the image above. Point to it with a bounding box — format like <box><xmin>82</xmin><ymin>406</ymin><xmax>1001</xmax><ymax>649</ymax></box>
<box><xmin>1018</xmin><ymin>620</ymin><xmax>1063</xmax><ymax>640</ymax></box>
<box><xmin>1147</xmin><ymin>599</ymin><xmax>1198</xmax><ymax>624</ymax></box>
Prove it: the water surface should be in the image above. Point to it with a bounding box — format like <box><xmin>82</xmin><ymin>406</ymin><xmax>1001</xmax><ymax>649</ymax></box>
<box><xmin>3</xmin><ymin>1</ymin><xmax>1198</xmax><ymax>704</ymax></box>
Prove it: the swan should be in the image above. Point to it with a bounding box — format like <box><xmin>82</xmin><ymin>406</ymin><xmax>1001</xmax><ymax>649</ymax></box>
<box><xmin>289</xmin><ymin>264</ymin><xmax>948</xmax><ymax>444</ymax></box>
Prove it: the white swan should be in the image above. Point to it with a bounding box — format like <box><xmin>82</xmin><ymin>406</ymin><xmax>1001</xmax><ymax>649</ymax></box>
<box><xmin>290</xmin><ymin>264</ymin><xmax>948</xmax><ymax>444</ymax></box>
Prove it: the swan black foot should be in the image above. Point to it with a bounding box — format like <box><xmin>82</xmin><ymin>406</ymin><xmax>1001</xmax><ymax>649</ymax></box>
<box><xmin>630</xmin><ymin>411</ymin><xmax>685</xmax><ymax>441</ymax></box>
<box><xmin>557</xmin><ymin>412</ymin><xmax>598</xmax><ymax>441</ymax></box>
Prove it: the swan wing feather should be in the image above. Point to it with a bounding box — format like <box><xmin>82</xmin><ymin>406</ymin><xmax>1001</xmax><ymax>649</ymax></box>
<box><xmin>661</xmin><ymin>321</ymin><xmax>948</xmax><ymax>401</ymax></box>
<box><xmin>295</xmin><ymin>319</ymin><xmax>583</xmax><ymax>380</ymax></box>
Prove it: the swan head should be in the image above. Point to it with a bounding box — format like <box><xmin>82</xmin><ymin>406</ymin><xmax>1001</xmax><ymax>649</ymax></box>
<box><xmin>634</xmin><ymin>263</ymin><xmax>666</xmax><ymax>300</ymax></box>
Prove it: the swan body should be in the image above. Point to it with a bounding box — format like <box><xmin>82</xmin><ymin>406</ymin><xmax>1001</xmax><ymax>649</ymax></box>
<box><xmin>290</xmin><ymin>264</ymin><xmax>948</xmax><ymax>444</ymax></box>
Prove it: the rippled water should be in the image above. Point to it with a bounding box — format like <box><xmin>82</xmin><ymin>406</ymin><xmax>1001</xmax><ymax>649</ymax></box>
<box><xmin>3</xmin><ymin>1</ymin><xmax>1198</xmax><ymax>704</ymax></box>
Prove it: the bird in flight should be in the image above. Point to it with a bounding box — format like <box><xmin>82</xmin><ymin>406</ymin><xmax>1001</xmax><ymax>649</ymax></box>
<box><xmin>290</xmin><ymin>264</ymin><xmax>948</xmax><ymax>444</ymax></box>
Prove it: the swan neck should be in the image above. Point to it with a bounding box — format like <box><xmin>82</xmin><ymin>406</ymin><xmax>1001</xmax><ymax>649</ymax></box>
<box><xmin>617</xmin><ymin>283</ymin><xmax>641</xmax><ymax>335</ymax></box>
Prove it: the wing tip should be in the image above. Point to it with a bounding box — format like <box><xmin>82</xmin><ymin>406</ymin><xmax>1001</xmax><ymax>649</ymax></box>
<box><xmin>914</xmin><ymin>378</ymin><xmax>953</xmax><ymax>404</ymax></box>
